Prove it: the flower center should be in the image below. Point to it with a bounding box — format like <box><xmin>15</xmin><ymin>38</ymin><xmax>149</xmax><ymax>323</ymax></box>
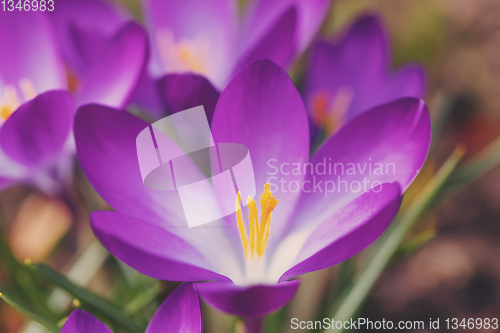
<box><xmin>0</xmin><ymin>79</ymin><xmax>36</xmax><ymax>121</ymax></box>
<box><xmin>156</xmin><ymin>29</ymin><xmax>210</xmax><ymax>76</ymax></box>
<box><xmin>310</xmin><ymin>86</ymin><xmax>353</xmax><ymax>135</ymax></box>
<box><xmin>236</xmin><ymin>183</ymin><xmax>279</xmax><ymax>260</ymax></box>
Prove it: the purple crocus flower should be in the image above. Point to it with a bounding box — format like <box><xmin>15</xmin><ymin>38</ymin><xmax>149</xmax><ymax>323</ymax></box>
<box><xmin>304</xmin><ymin>14</ymin><xmax>426</xmax><ymax>136</ymax></box>
<box><xmin>74</xmin><ymin>60</ymin><xmax>430</xmax><ymax>320</ymax></box>
<box><xmin>143</xmin><ymin>0</ymin><xmax>331</xmax><ymax>88</ymax></box>
<box><xmin>0</xmin><ymin>10</ymin><xmax>147</xmax><ymax>194</ymax></box>
<box><xmin>61</xmin><ymin>283</ymin><xmax>202</xmax><ymax>333</ymax></box>
<box><xmin>51</xmin><ymin>0</ymin><xmax>331</xmax><ymax>117</ymax></box>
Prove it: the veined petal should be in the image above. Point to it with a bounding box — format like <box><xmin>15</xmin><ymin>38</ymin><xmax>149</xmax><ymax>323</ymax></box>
<box><xmin>288</xmin><ymin>98</ymin><xmax>430</xmax><ymax>233</ymax></box>
<box><xmin>75</xmin><ymin>104</ymin><xmax>243</xmax><ymax>279</ymax></box>
<box><xmin>61</xmin><ymin>310</ymin><xmax>112</xmax><ymax>333</ymax></box>
<box><xmin>196</xmin><ymin>280</ymin><xmax>300</xmax><ymax>317</ymax></box>
<box><xmin>146</xmin><ymin>283</ymin><xmax>202</xmax><ymax>333</ymax></box>
<box><xmin>91</xmin><ymin>211</ymin><xmax>228</xmax><ymax>282</ymax></box>
<box><xmin>0</xmin><ymin>90</ymin><xmax>74</xmax><ymax>167</ymax></box>
<box><xmin>74</xmin><ymin>104</ymin><xmax>184</xmax><ymax>226</ymax></box>
<box><xmin>211</xmin><ymin>60</ymin><xmax>310</xmax><ymax>246</ymax></box>
<box><xmin>0</xmin><ymin>11</ymin><xmax>65</xmax><ymax>92</ymax></box>
<box><xmin>277</xmin><ymin>183</ymin><xmax>401</xmax><ymax>281</ymax></box>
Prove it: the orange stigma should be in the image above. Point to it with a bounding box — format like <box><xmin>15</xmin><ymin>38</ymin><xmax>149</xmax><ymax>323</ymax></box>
<box><xmin>236</xmin><ymin>183</ymin><xmax>278</xmax><ymax>260</ymax></box>
<box><xmin>310</xmin><ymin>87</ymin><xmax>353</xmax><ymax>135</ymax></box>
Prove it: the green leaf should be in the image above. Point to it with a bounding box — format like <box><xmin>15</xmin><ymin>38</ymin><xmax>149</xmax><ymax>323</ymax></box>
<box><xmin>446</xmin><ymin>136</ymin><xmax>500</xmax><ymax>193</ymax></box>
<box><xmin>0</xmin><ymin>288</ymin><xmax>59</xmax><ymax>333</ymax></box>
<box><xmin>324</xmin><ymin>145</ymin><xmax>465</xmax><ymax>333</ymax></box>
<box><xmin>26</xmin><ymin>263</ymin><xmax>144</xmax><ymax>333</ymax></box>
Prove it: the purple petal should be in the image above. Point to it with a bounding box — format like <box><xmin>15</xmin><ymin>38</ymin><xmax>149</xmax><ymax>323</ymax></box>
<box><xmin>0</xmin><ymin>11</ymin><xmax>65</xmax><ymax>92</ymax></box>
<box><xmin>128</xmin><ymin>72</ymin><xmax>165</xmax><ymax>121</ymax></box>
<box><xmin>241</xmin><ymin>0</ymin><xmax>330</xmax><ymax>55</ymax></box>
<box><xmin>290</xmin><ymin>97</ymin><xmax>430</xmax><ymax>231</ymax></box>
<box><xmin>158</xmin><ymin>74</ymin><xmax>220</xmax><ymax>123</ymax></box>
<box><xmin>235</xmin><ymin>7</ymin><xmax>297</xmax><ymax>72</ymax></box>
<box><xmin>304</xmin><ymin>15</ymin><xmax>426</xmax><ymax>127</ymax></box>
<box><xmin>74</xmin><ymin>104</ymin><xmax>185</xmax><ymax>226</ymax></box>
<box><xmin>280</xmin><ymin>183</ymin><xmax>401</xmax><ymax>281</ymax></box>
<box><xmin>75</xmin><ymin>22</ymin><xmax>148</xmax><ymax>108</ymax></box>
<box><xmin>196</xmin><ymin>280</ymin><xmax>300</xmax><ymax>317</ymax></box>
<box><xmin>0</xmin><ymin>90</ymin><xmax>74</xmax><ymax>167</ymax></box>
<box><xmin>74</xmin><ymin>103</ymin><xmax>244</xmax><ymax>273</ymax></box>
<box><xmin>146</xmin><ymin>283</ymin><xmax>202</xmax><ymax>333</ymax></box>
<box><xmin>91</xmin><ymin>211</ymin><xmax>228</xmax><ymax>282</ymax></box>
<box><xmin>48</xmin><ymin>0</ymin><xmax>128</xmax><ymax>75</ymax></box>
<box><xmin>61</xmin><ymin>310</ymin><xmax>112</xmax><ymax>333</ymax></box>
<box><xmin>143</xmin><ymin>0</ymin><xmax>237</xmax><ymax>87</ymax></box>
<box><xmin>211</xmin><ymin>60</ymin><xmax>310</xmax><ymax>244</ymax></box>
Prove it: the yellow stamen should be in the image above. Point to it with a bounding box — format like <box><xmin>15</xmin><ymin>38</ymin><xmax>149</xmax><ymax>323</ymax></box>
<box><xmin>156</xmin><ymin>29</ymin><xmax>210</xmax><ymax>75</ymax></box>
<box><xmin>0</xmin><ymin>79</ymin><xmax>37</xmax><ymax>121</ymax></box>
<box><xmin>0</xmin><ymin>106</ymin><xmax>12</xmax><ymax>120</ymax></box>
<box><xmin>178</xmin><ymin>43</ymin><xmax>206</xmax><ymax>73</ymax></box>
<box><xmin>0</xmin><ymin>86</ymin><xmax>20</xmax><ymax>120</ymax></box>
<box><xmin>247</xmin><ymin>196</ymin><xmax>258</xmax><ymax>260</ymax></box>
<box><xmin>236</xmin><ymin>183</ymin><xmax>278</xmax><ymax>260</ymax></box>
<box><xmin>236</xmin><ymin>192</ymin><xmax>249</xmax><ymax>259</ymax></box>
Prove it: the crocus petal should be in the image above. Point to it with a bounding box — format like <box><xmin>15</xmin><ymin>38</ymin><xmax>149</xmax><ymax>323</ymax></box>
<box><xmin>241</xmin><ymin>0</ymin><xmax>330</xmax><ymax>55</ymax></box>
<box><xmin>0</xmin><ymin>90</ymin><xmax>74</xmax><ymax>167</ymax></box>
<box><xmin>373</xmin><ymin>64</ymin><xmax>427</xmax><ymax>117</ymax></box>
<box><xmin>75</xmin><ymin>104</ymin><xmax>242</xmax><ymax>278</ymax></box>
<box><xmin>196</xmin><ymin>280</ymin><xmax>300</xmax><ymax>317</ymax></box>
<box><xmin>91</xmin><ymin>211</ymin><xmax>228</xmax><ymax>282</ymax></box>
<box><xmin>76</xmin><ymin>22</ymin><xmax>148</xmax><ymax>108</ymax></box>
<box><xmin>48</xmin><ymin>0</ymin><xmax>128</xmax><ymax>75</ymax></box>
<box><xmin>235</xmin><ymin>7</ymin><xmax>297</xmax><ymax>72</ymax></box>
<box><xmin>128</xmin><ymin>72</ymin><xmax>165</xmax><ymax>121</ymax></box>
<box><xmin>146</xmin><ymin>283</ymin><xmax>202</xmax><ymax>333</ymax></box>
<box><xmin>157</xmin><ymin>74</ymin><xmax>220</xmax><ymax>123</ymax></box>
<box><xmin>143</xmin><ymin>0</ymin><xmax>237</xmax><ymax>87</ymax></box>
<box><xmin>0</xmin><ymin>11</ymin><xmax>65</xmax><ymax>91</ymax></box>
<box><xmin>289</xmin><ymin>97</ymin><xmax>430</xmax><ymax>233</ymax></box>
<box><xmin>74</xmin><ymin>104</ymin><xmax>183</xmax><ymax>226</ymax></box>
<box><xmin>278</xmin><ymin>183</ymin><xmax>401</xmax><ymax>281</ymax></box>
<box><xmin>61</xmin><ymin>310</ymin><xmax>112</xmax><ymax>333</ymax></box>
<box><xmin>304</xmin><ymin>15</ymin><xmax>426</xmax><ymax>126</ymax></box>
<box><xmin>211</xmin><ymin>59</ymin><xmax>310</xmax><ymax>244</ymax></box>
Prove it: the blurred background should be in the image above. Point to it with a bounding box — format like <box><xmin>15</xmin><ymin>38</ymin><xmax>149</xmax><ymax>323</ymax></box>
<box><xmin>1</xmin><ymin>0</ymin><xmax>500</xmax><ymax>332</ymax></box>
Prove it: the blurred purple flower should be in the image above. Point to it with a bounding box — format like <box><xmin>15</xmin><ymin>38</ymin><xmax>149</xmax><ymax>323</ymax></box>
<box><xmin>47</xmin><ymin>0</ymin><xmax>330</xmax><ymax>117</ymax></box>
<box><xmin>304</xmin><ymin>14</ymin><xmax>427</xmax><ymax>136</ymax></box>
<box><xmin>0</xmin><ymin>10</ymin><xmax>147</xmax><ymax>194</ymax></box>
<box><xmin>74</xmin><ymin>59</ymin><xmax>431</xmax><ymax>318</ymax></box>
<box><xmin>143</xmin><ymin>0</ymin><xmax>331</xmax><ymax>88</ymax></box>
<box><xmin>61</xmin><ymin>283</ymin><xmax>202</xmax><ymax>333</ymax></box>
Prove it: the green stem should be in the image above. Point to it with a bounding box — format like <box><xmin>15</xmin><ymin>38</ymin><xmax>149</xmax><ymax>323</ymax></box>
<box><xmin>46</xmin><ymin>239</ymin><xmax>109</xmax><ymax>311</ymax></box>
<box><xmin>124</xmin><ymin>282</ymin><xmax>161</xmax><ymax>315</ymax></box>
<box><xmin>325</xmin><ymin>146</ymin><xmax>465</xmax><ymax>332</ymax></box>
